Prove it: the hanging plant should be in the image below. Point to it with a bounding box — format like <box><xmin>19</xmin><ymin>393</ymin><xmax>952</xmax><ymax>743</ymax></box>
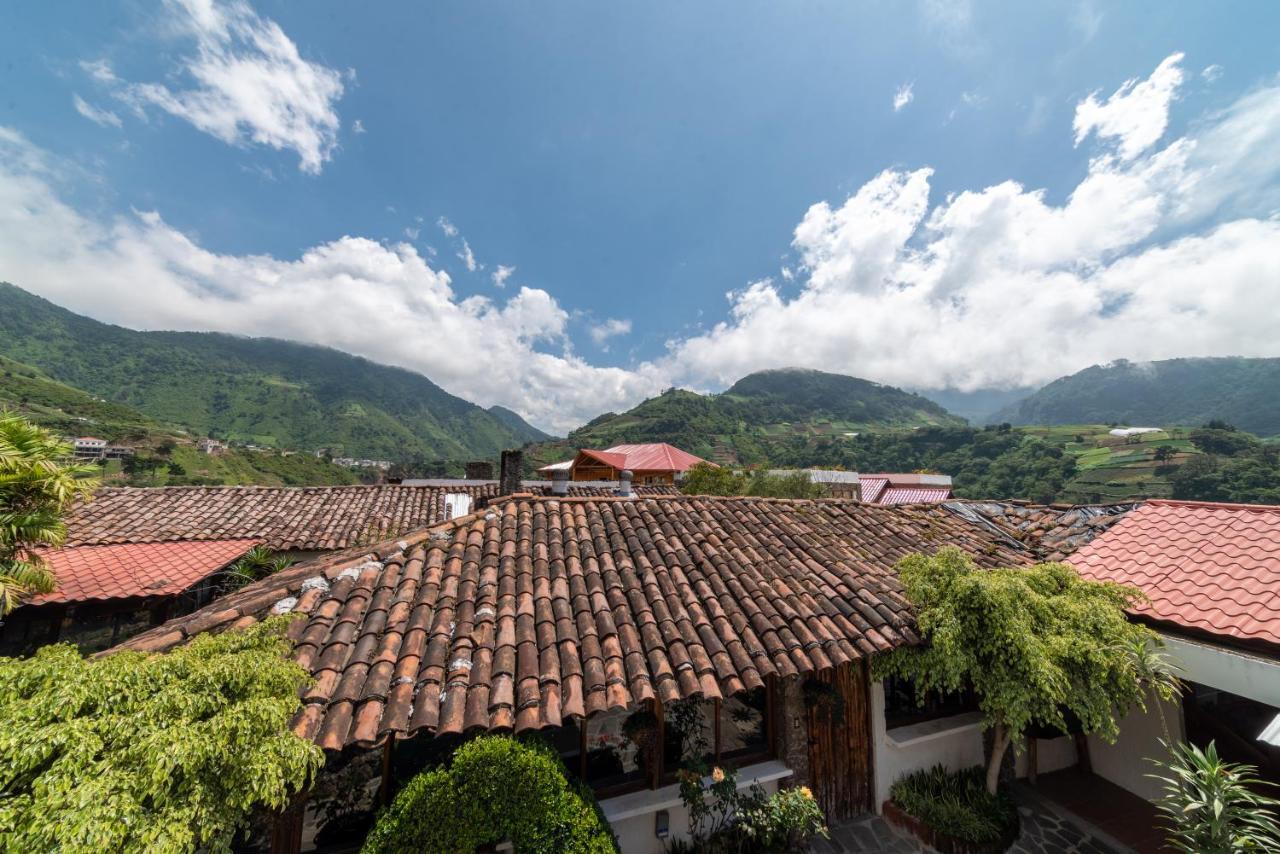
<box><xmin>621</xmin><ymin>707</ymin><xmax>660</xmax><ymax>764</ymax></box>
<box><xmin>802</xmin><ymin>679</ymin><xmax>845</xmax><ymax>724</ymax></box>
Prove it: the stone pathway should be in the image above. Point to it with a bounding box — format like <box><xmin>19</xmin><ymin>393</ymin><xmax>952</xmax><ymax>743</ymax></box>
<box><xmin>814</xmin><ymin>802</ymin><xmax>1127</xmax><ymax>854</ymax></box>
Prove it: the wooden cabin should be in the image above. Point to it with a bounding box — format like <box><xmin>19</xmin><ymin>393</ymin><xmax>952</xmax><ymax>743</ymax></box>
<box><xmin>539</xmin><ymin>442</ymin><xmax>710</xmax><ymax>485</ymax></box>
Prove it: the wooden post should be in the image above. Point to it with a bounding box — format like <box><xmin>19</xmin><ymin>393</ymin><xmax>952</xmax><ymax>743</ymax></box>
<box><xmin>1074</xmin><ymin>732</ymin><xmax>1092</xmax><ymax>774</ymax></box>
<box><xmin>1027</xmin><ymin>737</ymin><xmax>1038</xmax><ymax>785</ymax></box>
<box><xmin>379</xmin><ymin>737</ymin><xmax>395</xmax><ymax>806</ymax></box>
<box><xmin>269</xmin><ymin>799</ymin><xmax>305</xmax><ymax>854</ymax></box>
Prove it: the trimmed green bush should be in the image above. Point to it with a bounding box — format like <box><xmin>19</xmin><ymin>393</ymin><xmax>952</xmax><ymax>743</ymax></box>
<box><xmin>362</xmin><ymin>735</ymin><xmax>618</xmax><ymax>854</ymax></box>
<box><xmin>889</xmin><ymin>765</ymin><xmax>1017</xmax><ymax>845</ymax></box>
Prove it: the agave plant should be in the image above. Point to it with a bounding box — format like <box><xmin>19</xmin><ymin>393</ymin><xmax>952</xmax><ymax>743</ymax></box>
<box><xmin>0</xmin><ymin>413</ymin><xmax>98</xmax><ymax>613</ymax></box>
<box><xmin>1149</xmin><ymin>740</ymin><xmax>1280</xmax><ymax>853</ymax></box>
<box><xmin>214</xmin><ymin>545</ymin><xmax>296</xmax><ymax>593</ymax></box>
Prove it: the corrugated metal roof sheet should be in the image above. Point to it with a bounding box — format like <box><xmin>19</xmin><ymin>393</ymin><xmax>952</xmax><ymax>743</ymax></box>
<box><xmin>29</xmin><ymin>540</ymin><xmax>258</xmax><ymax>605</ymax></box>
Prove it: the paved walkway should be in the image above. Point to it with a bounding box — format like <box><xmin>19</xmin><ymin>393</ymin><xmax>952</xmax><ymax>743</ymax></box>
<box><xmin>814</xmin><ymin>801</ymin><xmax>1128</xmax><ymax>854</ymax></box>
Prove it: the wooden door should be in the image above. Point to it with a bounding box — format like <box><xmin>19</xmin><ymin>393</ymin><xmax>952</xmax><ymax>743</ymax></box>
<box><xmin>805</xmin><ymin>661</ymin><xmax>873</xmax><ymax>820</ymax></box>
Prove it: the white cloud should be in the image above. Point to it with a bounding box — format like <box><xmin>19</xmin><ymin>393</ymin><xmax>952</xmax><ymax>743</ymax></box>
<box><xmin>457</xmin><ymin>239</ymin><xmax>479</xmax><ymax>272</ymax></box>
<box><xmin>1201</xmin><ymin>64</ymin><xmax>1223</xmax><ymax>83</ymax></box>
<box><xmin>72</xmin><ymin>95</ymin><xmax>122</xmax><ymax>128</ymax></box>
<box><xmin>0</xmin><ymin>129</ymin><xmax>663</xmax><ymax>433</ymax></box>
<box><xmin>436</xmin><ymin>216</ymin><xmax>458</xmax><ymax>238</ymax></box>
<box><xmin>589</xmin><ymin>318</ymin><xmax>632</xmax><ymax>348</ymax></box>
<box><xmin>84</xmin><ymin>0</ymin><xmax>345</xmax><ymax>173</ymax></box>
<box><xmin>893</xmin><ymin>83</ymin><xmax>915</xmax><ymax>112</ymax></box>
<box><xmin>352</xmin><ymin>118</ymin><xmax>366</xmax><ymax>134</ymax></box>
<box><xmin>403</xmin><ymin>226</ymin><xmax>419</xmax><ymax>240</ymax></box>
<box><xmin>492</xmin><ymin>264</ymin><xmax>515</xmax><ymax>288</ymax></box>
<box><xmin>1074</xmin><ymin>52</ymin><xmax>1184</xmax><ymax>160</ymax></box>
<box><xmin>663</xmin><ymin>53</ymin><xmax>1280</xmax><ymax>397</ymax></box>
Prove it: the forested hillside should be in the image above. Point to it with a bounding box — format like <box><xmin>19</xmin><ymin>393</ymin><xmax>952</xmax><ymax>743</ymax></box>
<box><xmin>993</xmin><ymin>358</ymin><xmax>1280</xmax><ymax>436</ymax></box>
<box><xmin>0</xmin><ymin>283</ymin><xmax>547</xmax><ymax>462</ymax></box>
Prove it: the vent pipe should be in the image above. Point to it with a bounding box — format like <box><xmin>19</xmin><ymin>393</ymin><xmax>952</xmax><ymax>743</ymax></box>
<box><xmin>551</xmin><ymin>469</ymin><xmax>570</xmax><ymax>496</ymax></box>
<box><xmin>616</xmin><ymin>469</ymin><xmax>633</xmax><ymax>498</ymax></box>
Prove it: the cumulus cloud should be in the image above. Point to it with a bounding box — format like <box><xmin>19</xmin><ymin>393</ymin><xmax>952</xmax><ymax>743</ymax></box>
<box><xmin>457</xmin><ymin>239</ymin><xmax>479</xmax><ymax>272</ymax></box>
<box><xmin>436</xmin><ymin>216</ymin><xmax>458</xmax><ymax>238</ymax></box>
<box><xmin>893</xmin><ymin>83</ymin><xmax>915</xmax><ymax>112</ymax></box>
<box><xmin>0</xmin><ymin>129</ymin><xmax>663</xmax><ymax>432</ymax></box>
<box><xmin>83</xmin><ymin>0</ymin><xmax>346</xmax><ymax>173</ymax></box>
<box><xmin>1074</xmin><ymin>52</ymin><xmax>1184</xmax><ymax>160</ymax></box>
<box><xmin>72</xmin><ymin>95</ymin><xmax>122</xmax><ymax>128</ymax></box>
<box><xmin>492</xmin><ymin>264</ymin><xmax>515</xmax><ymax>288</ymax></box>
<box><xmin>662</xmin><ymin>52</ymin><xmax>1280</xmax><ymax>397</ymax></box>
<box><xmin>589</xmin><ymin>318</ymin><xmax>632</xmax><ymax>348</ymax></box>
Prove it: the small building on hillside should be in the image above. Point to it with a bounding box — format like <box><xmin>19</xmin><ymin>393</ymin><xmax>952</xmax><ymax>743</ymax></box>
<box><xmin>858</xmin><ymin>473</ymin><xmax>953</xmax><ymax>504</ymax></box>
<box><xmin>71</xmin><ymin>437</ymin><xmax>108</xmax><ymax>459</ymax></box>
<box><xmin>198</xmin><ymin>437</ymin><xmax>226</xmax><ymax>455</ymax></box>
<box><xmin>538</xmin><ymin>442</ymin><xmax>710</xmax><ymax>485</ymax></box>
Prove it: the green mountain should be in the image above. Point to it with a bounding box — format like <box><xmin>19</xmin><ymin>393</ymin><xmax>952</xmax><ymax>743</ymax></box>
<box><xmin>487</xmin><ymin>405</ymin><xmax>551</xmax><ymax>441</ymax></box>
<box><xmin>0</xmin><ymin>283</ymin><xmax>545</xmax><ymax>462</ymax></box>
<box><xmin>993</xmin><ymin>358</ymin><xmax>1280</xmax><ymax>436</ymax></box>
<box><xmin>544</xmin><ymin>367</ymin><xmax>964</xmax><ymax>466</ymax></box>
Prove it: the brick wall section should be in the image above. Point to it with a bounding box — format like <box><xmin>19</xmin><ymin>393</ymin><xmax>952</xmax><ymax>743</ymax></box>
<box><xmin>775</xmin><ymin>675</ymin><xmax>810</xmax><ymax>786</ymax></box>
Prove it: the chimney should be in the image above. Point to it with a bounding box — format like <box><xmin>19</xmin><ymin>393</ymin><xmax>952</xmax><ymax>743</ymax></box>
<box><xmin>551</xmin><ymin>469</ymin><xmax>570</xmax><ymax>496</ymax></box>
<box><xmin>465</xmin><ymin>460</ymin><xmax>494</xmax><ymax>480</ymax></box>
<box><xmin>616</xmin><ymin>469</ymin><xmax>633</xmax><ymax>498</ymax></box>
<box><xmin>499</xmin><ymin>449</ymin><xmax>523</xmax><ymax>496</ymax></box>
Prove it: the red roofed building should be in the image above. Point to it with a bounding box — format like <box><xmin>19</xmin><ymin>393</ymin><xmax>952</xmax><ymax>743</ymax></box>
<box><xmin>1</xmin><ymin>539</ymin><xmax>257</xmax><ymax>656</ymax></box>
<box><xmin>1065</xmin><ymin>499</ymin><xmax>1280</xmax><ymax>800</ymax></box>
<box><xmin>858</xmin><ymin>473</ymin><xmax>953</xmax><ymax>505</ymax></box>
<box><xmin>538</xmin><ymin>442</ymin><xmax>710</xmax><ymax>485</ymax></box>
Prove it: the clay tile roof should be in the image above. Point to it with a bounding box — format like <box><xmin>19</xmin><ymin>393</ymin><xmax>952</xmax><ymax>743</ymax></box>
<box><xmin>63</xmin><ymin>485</ymin><xmax>506</xmax><ymax>551</ymax></box>
<box><xmin>602</xmin><ymin>443</ymin><xmax>709</xmax><ymax>473</ymax></box>
<box><xmin>1067</xmin><ymin>499</ymin><xmax>1280</xmax><ymax>652</ymax></box>
<box><xmin>29</xmin><ymin>540</ymin><xmax>258</xmax><ymax>605</ymax></box>
<box><xmin>110</xmin><ymin>494</ymin><xmax>1032</xmax><ymax>751</ymax></box>
<box><xmin>945</xmin><ymin>500</ymin><xmax>1139</xmax><ymax>561</ymax></box>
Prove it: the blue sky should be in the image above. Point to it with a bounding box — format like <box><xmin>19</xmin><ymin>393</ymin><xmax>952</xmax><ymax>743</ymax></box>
<box><xmin>2</xmin><ymin>1</ymin><xmax>1280</xmax><ymax>431</ymax></box>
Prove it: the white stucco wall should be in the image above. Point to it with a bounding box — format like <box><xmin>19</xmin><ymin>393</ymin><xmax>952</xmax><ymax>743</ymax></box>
<box><xmin>601</xmin><ymin>761</ymin><xmax>790</xmax><ymax>854</ymax></box>
<box><xmin>1013</xmin><ymin>734</ymin><xmax>1077</xmax><ymax>778</ymax></box>
<box><xmin>870</xmin><ymin>680</ymin><xmax>986</xmax><ymax>810</ymax></box>
<box><xmin>1161</xmin><ymin>634</ymin><xmax>1280</xmax><ymax>707</ymax></box>
<box><xmin>1087</xmin><ymin>696</ymin><xmax>1184</xmax><ymax>802</ymax></box>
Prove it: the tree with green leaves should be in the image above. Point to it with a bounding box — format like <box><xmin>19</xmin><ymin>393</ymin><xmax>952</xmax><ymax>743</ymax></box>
<box><xmin>873</xmin><ymin>548</ymin><xmax>1177</xmax><ymax>794</ymax></box>
<box><xmin>1150</xmin><ymin>740</ymin><xmax>1280</xmax><ymax>853</ymax></box>
<box><xmin>0</xmin><ymin>412</ymin><xmax>98</xmax><ymax>613</ymax></box>
<box><xmin>0</xmin><ymin>618</ymin><xmax>323</xmax><ymax>853</ymax></box>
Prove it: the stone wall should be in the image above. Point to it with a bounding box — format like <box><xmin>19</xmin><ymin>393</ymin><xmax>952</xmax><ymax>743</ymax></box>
<box><xmin>775</xmin><ymin>675</ymin><xmax>810</xmax><ymax>786</ymax></box>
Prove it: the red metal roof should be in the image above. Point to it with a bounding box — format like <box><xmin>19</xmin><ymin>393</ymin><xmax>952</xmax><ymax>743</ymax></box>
<box><xmin>601</xmin><ymin>443</ymin><xmax>709</xmax><ymax>473</ymax></box>
<box><xmin>878</xmin><ymin>486</ymin><xmax>954</xmax><ymax>504</ymax></box>
<box><xmin>859</xmin><ymin>478</ymin><xmax>888</xmax><ymax>503</ymax></box>
<box><xmin>28</xmin><ymin>540</ymin><xmax>259</xmax><ymax>606</ymax></box>
<box><xmin>577</xmin><ymin>449</ymin><xmax>630</xmax><ymax>470</ymax></box>
<box><xmin>1068</xmin><ymin>500</ymin><xmax>1280</xmax><ymax>651</ymax></box>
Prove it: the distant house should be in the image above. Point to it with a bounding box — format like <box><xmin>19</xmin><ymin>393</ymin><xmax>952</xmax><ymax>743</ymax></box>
<box><xmin>71</xmin><ymin>437</ymin><xmax>108</xmax><ymax>459</ymax></box>
<box><xmin>763</xmin><ymin>469</ymin><xmax>953</xmax><ymax>503</ymax></box>
<box><xmin>198</xmin><ymin>437</ymin><xmax>226</xmax><ymax>455</ymax></box>
<box><xmin>538</xmin><ymin>442</ymin><xmax>710</xmax><ymax>485</ymax></box>
<box><xmin>858</xmin><ymin>473</ymin><xmax>953</xmax><ymax>504</ymax></box>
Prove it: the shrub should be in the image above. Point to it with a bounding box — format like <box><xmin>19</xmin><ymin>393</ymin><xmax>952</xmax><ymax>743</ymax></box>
<box><xmin>1149</xmin><ymin>740</ymin><xmax>1280</xmax><ymax>853</ymax></box>
<box><xmin>889</xmin><ymin>765</ymin><xmax>1017</xmax><ymax>845</ymax></box>
<box><xmin>734</xmin><ymin>785</ymin><xmax>827</xmax><ymax>852</ymax></box>
<box><xmin>362</xmin><ymin>735</ymin><xmax>618</xmax><ymax>854</ymax></box>
<box><xmin>672</xmin><ymin>763</ymin><xmax>827</xmax><ymax>853</ymax></box>
<box><xmin>0</xmin><ymin>618</ymin><xmax>323</xmax><ymax>853</ymax></box>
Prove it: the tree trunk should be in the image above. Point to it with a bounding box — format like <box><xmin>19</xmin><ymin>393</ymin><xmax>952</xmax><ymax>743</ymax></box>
<box><xmin>986</xmin><ymin>722</ymin><xmax>1011</xmax><ymax>795</ymax></box>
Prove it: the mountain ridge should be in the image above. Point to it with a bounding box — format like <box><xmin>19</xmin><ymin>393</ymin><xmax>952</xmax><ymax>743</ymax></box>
<box><xmin>0</xmin><ymin>282</ymin><xmax>547</xmax><ymax>463</ymax></box>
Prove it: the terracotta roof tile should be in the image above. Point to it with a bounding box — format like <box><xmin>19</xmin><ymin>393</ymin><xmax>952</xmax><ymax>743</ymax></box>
<box><xmin>110</xmin><ymin>494</ymin><xmax>1031</xmax><ymax>749</ymax></box>
<box><xmin>29</xmin><ymin>540</ymin><xmax>259</xmax><ymax>605</ymax></box>
<box><xmin>1068</xmin><ymin>499</ymin><xmax>1280</xmax><ymax>651</ymax></box>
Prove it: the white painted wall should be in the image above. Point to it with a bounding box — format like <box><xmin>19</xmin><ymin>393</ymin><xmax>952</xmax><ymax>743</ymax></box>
<box><xmin>869</xmin><ymin>680</ymin><xmax>986</xmax><ymax>811</ymax></box>
<box><xmin>601</xmin><ymin>761</ymin><xmax>790</xmax><ymax>854</ymax></box>
<box><xmin>1087</xmin><ymin>696</ymin><xmax>1184</xmax><ymax>802</ymax></box>
<box><xmin>1013</xmin><ymin>734</ymin><xmax>1077</xmax><ymax>778</ymax></box>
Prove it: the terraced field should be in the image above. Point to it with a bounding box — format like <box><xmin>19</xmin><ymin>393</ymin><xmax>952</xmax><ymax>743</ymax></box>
<box><xmin>1022</xmin><ymin>425</ymin><xmax>1200</xmax><ymax>503</ymax></box>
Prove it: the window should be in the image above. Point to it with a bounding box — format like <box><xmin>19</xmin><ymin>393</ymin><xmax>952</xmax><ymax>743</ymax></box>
<box><xmin>719</xmin><ymin>687</ymin><xmax>770</xmax><ymax>763</ymax></box>
<box><xmin>584</xmin><ymin>705</ymin><xmax>651</xmax><ymax>795</ymax></box>
<box><xmin>566</xmin><ymin>685</ymin><xmax>776</xmax><ymax>798</ymax></box>
<box><xmin>883</xmin><ymin>675</ymin><xmax>977</xmax><ymax>730</ymax></box>
<box><xmin>661</xmin><ymin>699</ymin><xmax>715</xmax><ymax>781</ymax></box>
